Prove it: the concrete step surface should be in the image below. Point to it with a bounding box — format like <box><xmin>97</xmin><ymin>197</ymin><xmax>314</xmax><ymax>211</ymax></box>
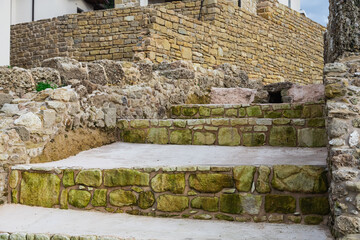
<box><xmin>13</xmin><ymin>142</ymin><xmax>327</xmax><ymax>170</ymax></box>
<box><xmin>0</xmin><ymin>204</ymin><xmax>333</xmax><ymax>240</ymax></box>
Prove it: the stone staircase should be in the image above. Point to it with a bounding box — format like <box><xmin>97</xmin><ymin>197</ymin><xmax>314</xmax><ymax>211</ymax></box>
<box><xmin>0</xmin><ymin>102</ymin><xmax>333</xmax><ymax>239</ymax></box>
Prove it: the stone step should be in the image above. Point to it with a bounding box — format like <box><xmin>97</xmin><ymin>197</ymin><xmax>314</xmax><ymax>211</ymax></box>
<box><xmin>9</xmin><ymin>143</ymin><xmax>330</xmax><ymax>226</ymax></box>
<box><xmin>0</xmin><ymin>205</ymin><xmax>333</xmax><ymax>240</ymax></box>
<box><xmin>169</xmin><ymin>103</ymin><xmax>324</xmax><ymax>119</ymax></box>
<box><xmin>117</xmin><ymin>117</ymin><xmax>326</xmax><ymax>147</ymax></box>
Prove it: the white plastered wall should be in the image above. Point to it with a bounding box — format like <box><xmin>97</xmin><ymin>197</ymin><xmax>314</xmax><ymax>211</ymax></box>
<box><xmin>11</xmin><ymin>0</ymin><xmax>94</xmax><ymax>25</ymax></box>
<box><xmin>0</xmin><ymin>0</ymin><xmax>11</xmax><ymax>66</ymax></box>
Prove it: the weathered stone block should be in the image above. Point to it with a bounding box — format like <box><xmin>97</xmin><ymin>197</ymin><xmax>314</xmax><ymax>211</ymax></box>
<box><xmin>9</xmin><ymin>233</ymin><xmax>26</xmax><ymax>240</ymax></box>
<box><xmin>233</xmin><ymin>166</ymin><xmax>256</xmax><ymax>191</ymax></box>
<box><xmin>246</xmin><ymin>106</ymin><xmax>262</xmax><ymax>117</ymax></box>
<box><xmin>60</xmin><ymin>189</ymin><xmax>68</xmax><ymax>209</ymax></box>
<box><xmin>151</xmin><ymin>173</ymin><xmax>185</xmax><ymax>194</ymax></box>
<box><xmin>300</xmin><ymin>197</ymin><xmax>330</xmax><ymax>215</ymax></box>
<box><xmin>20</xmin><ymin>172</ymin><xmax>60</xmax><ymax>208</ymax></box>
<box><xmin>63</xmin><ymin>170</ymin><xmax>75</xmax><ymax>188</ymax></box>
<box><xmin>182</xmin><ymin>107</ymin><xmax>198</xmax><ymax>116</ymax></box>
<box><xmin>138</xmin><ymin>191</ymin><xmax>155</xmax><ymax>209</ymax></box>
<box><xmin>220</xmin><ymin>194</ymin><xmax>241</xmax><ymax>214</ymax></box>
<box><xmin>157</xmin><ymin>195</ymin><xmax>189</xmax><ymax>212</ymax></box>
<box><xmin>170</xmin><ymin>130</ymin><xmax>192</xmax><ymax>145</ymax></box>
<box><xmin>288</xmin><ymin>215</ymin><xmax>302</xmax><ymax>224</ymax></box>
<box><xmin>104</xmin><ymin>169</ymin><xmax>149</xmax><ymax>187</ymax></box>
<box><xmin>283</xmin><ymin>110</ymin><xmax>302</xmax><ymax>118</ymax></box>
<box><xmin>269</xmin><ymin>126</ymin><xmax>296</xmax><ymax>147</ymax></box>
<box><xmin>68</xmin><ymin>190</ymin><xmax>91</xmax><ymax>208</ymax></box>
<box><xmin>239</xmin><ymin>193</ymin><xmax>262</xmax><ymax>215</ymax></box>
<box><xmin>9</xmin><ymin>170</ymin><xmax>19</xmax><ymax>189</ymax></box>
<box><xmin>212</xmin><ymin>108</ymin><xmax>224</xmax><ymax>115</ymax></box>
<box><xmin>298</xmin><ymin>128</ymin><xmax>327</xmax><ymax>147</ymax></box>
<box><xmin>122</xmin><ymin>129</ymin><xmax>147</xmax><ymax>143</ymax></box>
<box><xmin>265</xmin><ymin>111</ymin><xmax>282</xmax><ymax>118</ymax></box>
<box><xmin>189</xmin><ymin>173</ymin><xmax>234</xmax><ymax>193</ymax></box>
<box><xmin>109</xmin><ymin>189</ymin><xmax>137</xmax><ymax>207</ymax></box>
<box><xmin>243</xmin><ymin>133</ymin><xmax>265</xmax><ymax>146</ymax></box>
<box><xmin>75</xmin><ymin>169</ymin><xmax>102</xmax><ymax>187</ymax></box>
<box><xmin>191</xmin><ymin>197</ymin><xmax>219</xmax><ymax>212</ymax></box>
<box><xmin>272</xmin><ymin>165</ymin><xmax>328</xmax><ymax>193</ymax></box>
<box><xmin>215</xmin><ymin>214</ymin><xmax>234</xmax><ymax>221</ymax></box>
<box><xmin>307</xmin><ymin>118</ymin><xmax>326</xmax><ymax>127</ymax></box>
<box><xmin>130</xmin><ymin>120</ymin><xmax>149</xmax><ymax>129</ymax></box>
<box><xmin>304</xmin><ymin>215</ymin><xmax>323</xmax><ymax>225</ymax></box>
<box><xmin>265</xmin><ymin>195</ymin><xmax>296</xmax><ymax>213</ymax></box>
<box><xmin>0</xmin><ymin>233</ymin><xmax>9</xmax><ymax>240</ymax></box>
<box><xmin>193</xmin><ymin>132</ymin><xmax>216</xmax><ymax>145</ymax></box>
<box><xmin>147</xmin><ymin>128</ymin><xmax>169</xmax><ymax>144</ymax></box>
<box><xmin>199</xmin><ymin>107</ymin><xmax>211</xmax><ymax>117</ymax></box>
<box><xmin>256</xmin><ymin>166</ymin><xmax>271</xmax><ymax>193</ymax></box>
<box><xmin>91</xmin><ymin>189</ymin><xmax>107</xmax><ymax>207</ymax></box>
<box><xmin>218</xmin><ymin>127</ymin><xmax>240</xmax><ymax>146</ymax></box>
<box><xmin>11</xmin><ymin>189</ymin><xmax>18</xmax><ymax>204</ymax></box>
<box><xmin>172</xmin><ymin>106</ymin><xmax>182</xmax><ymax>116</ymax></box>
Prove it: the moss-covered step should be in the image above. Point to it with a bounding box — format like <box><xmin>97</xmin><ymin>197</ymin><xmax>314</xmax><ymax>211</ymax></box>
<box><xmin>169</xmin><ymin>103</ymin><xmax>324</xmax><ymax>119</ymax></box>
<box><xmin>9</xmin><ymin>163</ymin><xmax>329</xmax><ymax>225</ymax></box>
<box><xmin>117</xmin><ymin>118</ymin><xmax>326</xmax><ymax>147</ymax></box>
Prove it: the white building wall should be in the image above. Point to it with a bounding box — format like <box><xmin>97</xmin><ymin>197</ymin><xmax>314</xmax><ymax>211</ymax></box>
<box><xmin>278</xmin><ymin>0</ymin><xmax>300</xmax><ymax>12</ymax></box>
<box><xmin>11</xmin><ymin>0</ymin><xmax>94</xmax><ymax>25</ymax></box>
<box><xmin>0</xmin><ymin>0</ymin><xmax>11</xmax><ymax>66</ymax></box>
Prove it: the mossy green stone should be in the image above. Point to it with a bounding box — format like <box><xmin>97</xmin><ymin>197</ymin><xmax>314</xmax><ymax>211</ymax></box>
<box><xmin>122</xmin><ymin>129</ymin><xmax>147</xmax><ymax>143</ymax></box>
<box><xmin>172</xmin><ymin>106</ymin><xmax>182</xmax><ymax>116</ymax></box>
<box><xmin>246</xmin><ymin>106</ymin><xmax>262</xmax><ymax>117</ymax></box>
<box><xmin>189</xmin><ymin>173</ymin><xmax>234</xmax><ymax>193</ymax></box>
<box><xmin>104</xmin><ymin>169</ymin><xmax>149</xmax><ymax>187</ymax></box>
<box><xmin>300</xmin><ymin>197</ymin><xmax>330</xmax><ymax>215</ymax></box>
<box><xmin>243</xmin><ymin>133</ymin><xmax>265</xmax><ymax>146</ymax></box>
<box><xmin>138</xmin><ymin>191</ymin><xmax>155</xmax><ymax>209</ymax></box>
<box><xmin>11</xmin><ymin>189</ymin><xmax>18</xmax><ymax>204</ymax></box>
<box><xmin>182</xmin><ymin>107</ymin><xmax>198</xmax><ymax>116</ymax></box>
<box><xmin>272</xmin><ymin>165</ymin><xmax>328</xmax><ymax>193</ymax></box>
<box><xmin>117</xmin><ymin>120</ymin><xmax>129</xmax><ymax>130</ymax></box>
<box><xmin>20</xmin><ymin>172</ymin><xmax>60</xmax><ymax>208</ymax></box>
<box><xmin>147</xmin><ymin>128</ymin><xmax>169</xmax><ymax>144</ymax></box>
<box><xmin>193</xmin><ymin>132</ymin><xmax>216</xmax><ymax>145</ymax></box>
<box><xmin>239</xmin><ymin>108</ymin><xmax>246</xmax><ymax>117</ymax></box>
<box><xmin>298</xmin><ymin>128</ymin><xmax>327</xmax><ymax>147</ymax></box>
<box><xmin>193</xmin><ymin>214</ymin><xmax>212</xmax><ymax>220</ymax></box>
<box><xmin>75</xmin><ymin>169</ymin><xmax>102</xmax><ymax>187</ymax></box>
<box><xmin>288</xmin><ymin>215</ymin><xmax>302</xmax><ymax>223</ymax></box>
<box><xmin>215</xmin><ymin>214</ymin><xmax>234</xmax><ymax>221</ymax></box>
<box><xmin>269</xmin><ymin>126</ymin><xmax>296</xmax><ymax>147</ymax></box>
<box><xmin>265</xmin><ymin>195</ymin><xmax>296</xmax><ymax>213</ymax></box>
<box><xmin>307</xmin><ymin>118</ymin><xmax>325</xmax><ymax>127</ymax></box>
<box><xmin>273</xmin><ymin>119</ymin><xmax>291</xmax><ymax>125</ymax></box>
<box><xmin>304</xmin><ymin>215</ymin><xmax>323</xmax><ymax>225</ymax></box>
<box><xmin>212</xmin><ymin>108</ymin><xmax>224</xmax><ymax>116</ymax></box>
<box><xmin>233</xmin><ymin>166</ymin><xmax>256</xmax><ymax>191</ymax></box>
<box><xmin>264</xmin><ymin>111</ymin><xmax>282</xmax><ymax>118</ymax></box>
<box><xmin>220</xmin><ymin>194</ymin><xmax>242</xmax><ymax>214</ymax></box>
<box><xmin>60</xmin><ymin>189</ymin><xmax>68</xmax><ymax>209</ymax></box>
<box><xmin>256</xmin><ymin>166</ymin><xmax>271</xmax><ymax>193</ymax></box>
<box><xmin>303</xmin><ymin>105</ymin><xmax>324</xmax><ymax>118</ymax></box>
<box><xmin>68</xmin><ymin>190</ymin><xmax>91</xmax><ymax>208</ymax></box>
<box><xmin>130</xmin><ymin>120</ymin><xmax>149</xmax><ymax>129</ymax></box>
<box><xmin>9</xmin><ymin>170</ymin><xmax>19</xmax><ymax>189</ymax></box>
<box><xmin>159</xmin><ymin>120</ymin><xmax>172</xmax><ymax>127</ymax></box>
<box><xmin>151</xmin><ymin>173</ymin><xmax>185</xmax><ymax>194</ymax></box>
<box><xmin>173</xmin><ymin>120</ymin><xmax>186</xmax><ymax>128</ymax></box>
<box><xmin>157</xmin><ymin>195</ymin><xmax>189</xmax><ymax>212</ymax></box>
<box><xmin>170</xmin><ymin>130</ymin><xmax>192</xmax><ymax>145</ymax></box>
<box><xmin>218</xmin><ymin>127</ymin><xmax>240</xmax><ymax>146</ymax></box>
<box><xmin>191</xmin><ymin>197</ymin><xmax>219</xmax><ymax>212</ymax></box>
<box><xmin>199</xmin><ymin>107</ymin><xmax>211</xmax><ymax>117</ymax></box>
<box><xmin>63</xmin><ymin>170</ymin><xmax>75</xmax><ymax>188</ymax></box>
<box><xmin>283</xmin><ymin>110</ymin><xmax>302</xmax><ymax>118</ymax></box>
<box><xmin>225</xmin><ymin>109</ymin><xmax>237</xmax><ymax>117</ymax></box>
<box><xmin>91</xmin><ymin>189</ymin><xmax>107</xmax><ymax>207</ymax></box>
<box><xmin>109</xmin><ymin>189</ymin><xmax>137</xmax><ymax>207</ymax></box>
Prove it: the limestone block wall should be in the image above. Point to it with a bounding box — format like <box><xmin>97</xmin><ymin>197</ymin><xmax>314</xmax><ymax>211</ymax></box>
<box><xmin>324</xmin><ymin>54</ymin><xmax>360</xmax><ymax>238</ymax></box>
<box><xmin>10</xmin><ymin>0</ymin><xmax>325</xmax><ymax>85</ymax></box>
<box><xmin>8</xmin><ymin>165</ymin><xmax>329</xmax><ymax>224</ymax></box>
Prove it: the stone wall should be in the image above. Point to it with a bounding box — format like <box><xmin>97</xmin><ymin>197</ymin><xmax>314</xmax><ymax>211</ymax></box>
<box><xmin>325</xmin><ymin>54</ymin><xmax>360</xmax><ymax>238</ymax></box>
<box><xmin>325</xmin><ymin>0</ymin><xmax>360</xmax><ymax>63</ymax></box>
<box><xmin>10</xmin><ymin>0</ymin><xmax>325</xmax><ymax>85</ymax></box>
<box><xmin>9</xmin><ymin>165</ymin><xmax>329</xmax><ymax>224</ymax></box>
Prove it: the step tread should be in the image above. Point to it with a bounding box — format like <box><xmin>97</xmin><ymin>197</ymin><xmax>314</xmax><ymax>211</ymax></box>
<box><xmin>0</xmin><ymin>205</ymin><xmax>332</xmax><ymax>240</ymax></box>
<box><xmin>13</xmin><ymin>143</ymin><xmax>327</xmax><ymax>170</ymax></box>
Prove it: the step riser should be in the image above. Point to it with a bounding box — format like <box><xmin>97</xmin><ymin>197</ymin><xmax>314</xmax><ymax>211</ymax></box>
<box><xmin>170</xmin><ymin>103</ymin><xmax>324</xmax><ymax>119</ymax></box>
<box><xmin>9</xmin><ymin>165</ymin><xmax>329</xmax><ymax>225</ymax></box>
<box><xmin>117</xmin><ymin>118</ymin><xmax>326</xmax><ymax>147</ymax></box>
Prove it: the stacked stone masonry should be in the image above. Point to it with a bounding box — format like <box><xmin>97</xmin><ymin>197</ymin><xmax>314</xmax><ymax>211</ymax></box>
<box><xmin>8</xmin><ymin>165</ymin><xmax>329</xmax><ymax>225</ymax></box>
<box><xmin>10</xmin><ymin>0</ymin><xmax>325</xmax><ymax>85</ymax></box>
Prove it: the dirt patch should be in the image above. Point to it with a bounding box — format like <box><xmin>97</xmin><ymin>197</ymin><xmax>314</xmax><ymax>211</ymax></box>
<box><xmin>31</xmin><ymin>128</ymin><xmax>117</xmax><ymax>163</ymax></box>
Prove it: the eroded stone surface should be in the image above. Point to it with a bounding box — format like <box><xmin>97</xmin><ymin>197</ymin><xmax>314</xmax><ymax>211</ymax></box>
<box><xmin>189</xmin><ymin>173</ymin><xmax>234</xmax><ymax>193</ymax></box>
<box><xmin>104</xmin><ymin>169</ymin><xmax>149</xmax><ymax>187</ymax></box>
<box><xmin>68</xmin><ymin>190</ymin><xmax>91</xmax><ymax>208</ymax></box>
<box><xmin>233</xmin><ymin>166</ymin><xmax>256</xmax><ymax>192</ymax></box>
<box><xmin>151</xmin><ymin>173</ymin><xmax>185</xmax><ymax>194</ymax></box>
<box><xmin>191</xmin><ymin>197</ymin><xmax>219</xmax><ymax>212</ymax></box>
<box><xmin>157</xmin><ymin>195</ymin><xmax>188</xmax><ymax>212</ymax></box>
<box><xmin>75</xmin><ymin>169</ymin><xmax>102</xmax><ymax>187</ymax></box>
<box><xmin>109</xmin><ymin>189</ymin><xmax>137</xmax><ymax>207</ymax></box>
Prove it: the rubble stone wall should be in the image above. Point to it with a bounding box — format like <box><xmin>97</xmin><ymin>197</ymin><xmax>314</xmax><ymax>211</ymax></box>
<box><xmin>10</xmin><ymin>0</ymin><xmax>325</xmax><ymax>85</ymax></box>
<box><xmin>9</xmin><ymin>165</ymin><xmax>329</xmax><ymax>224</ymax></box>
